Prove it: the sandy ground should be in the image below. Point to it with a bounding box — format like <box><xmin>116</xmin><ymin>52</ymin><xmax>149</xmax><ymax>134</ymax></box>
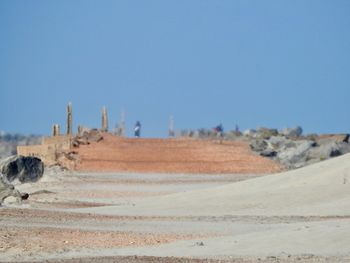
<box><xmin>1</xmin><ymin>154</ymin><xmax>350</xmax><ymax>262</ymax></box>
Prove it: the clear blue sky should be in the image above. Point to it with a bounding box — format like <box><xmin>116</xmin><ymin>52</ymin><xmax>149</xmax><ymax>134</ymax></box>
<box><xmin>1</xmin><ymin>0</ymin><xmax>349</xmax><ymax>137</ymax></box>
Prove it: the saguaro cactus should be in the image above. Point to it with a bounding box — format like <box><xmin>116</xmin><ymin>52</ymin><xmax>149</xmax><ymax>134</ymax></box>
<box><xmin>67</xmin><ymin>102</ymin><xmax>73</xmax><ymax>135</ymax></box>
<box><xmin>102</xmin><ymin>106</ymin><xmax>108</xmax><ymax>132</ymax></box>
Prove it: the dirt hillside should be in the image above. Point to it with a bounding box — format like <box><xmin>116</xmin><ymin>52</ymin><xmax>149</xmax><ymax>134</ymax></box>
<box><xmin>74</xmin><ymin>133</ymin><xmax>281</xmax><ymax>174</ymax></box>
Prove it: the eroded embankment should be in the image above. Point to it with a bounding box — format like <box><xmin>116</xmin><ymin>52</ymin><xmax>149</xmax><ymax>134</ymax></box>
<box><xmin>74</xmin><ymin>134</ymin><xmax>281</xmax><ymax>174</ymax></box>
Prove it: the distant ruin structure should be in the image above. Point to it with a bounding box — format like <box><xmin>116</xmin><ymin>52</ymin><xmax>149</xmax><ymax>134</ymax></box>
<box><xmin>18</xmin><ymin>102</ymin><xmax>75</xmax><ymax>166</ymax></box>
<box><xmin>101</xmin><ymin>106</ymin><xmax>108</xmax><ymax>132</ymax></box>
<box><xmin>77</xmin><ymin>125</ymin><xmax>82</xmax><ymax>136</ymax></box>
<box><xmin>115</xmin><ymin>109</ymin><xmax>126</xmax><ymax>137</ymax></box>
<box><xmin>52</xmin><ymin>124</ymin><xmax>60</xmax><ymax>136</ymax></box>
<box><xmin>67</xmin><ymin>102</ymin><xmax>73</xmax><ymax>135</ymax></box>
<box><xmin>17</xmin><ymin>103</ymin><xmax>112</xmax><ymax>167</ymax></box>
<box><xmin>169</xmin><ymin>115</ymin><xmax>175</xmax><ymax>137</ymax></box>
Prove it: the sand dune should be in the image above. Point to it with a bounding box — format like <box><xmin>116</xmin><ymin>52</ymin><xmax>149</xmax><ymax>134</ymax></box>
<box><xmin>113</xmin><ymin>220</ymin><xmax>350</xmax><ymax>258</ymax></box>
<box><xmin>80</xmin><ymin>153</ymin><xmax>350</xmax><ymax>217</ymax></box>
<box><xmin>3</xmin><ymin>153</ymin><xmax>350</xmax><ymax>261</ymax></box>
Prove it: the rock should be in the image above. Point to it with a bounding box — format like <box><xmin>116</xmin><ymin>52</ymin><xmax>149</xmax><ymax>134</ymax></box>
<box><xmin>73</xmin><ymin>128</ymin><xmax>103</xmax><ymax>147</ymax></box>
<box><xmin>338</xmin><ymin>142</ymin><xmax>350</xmax><ymax>154</ymax></box>
<box><xmin>280</xmin><ymin>126</ymin><xmax>303</xmax><ymax>138</ymax></box>
<box><xmin>72</xmin><ymin>137</ymin><xmax>89</xmax><ymax>146</ymax></box>
<box><xmin>268</xmin><ymin>136</ymin><xmax>293</xmax><ymax>149</ymax></box>
<box><xmin>77</xmin><ymin>126</ymin><xmax>92</xmax><ymax>135</ymax></box>
<box><xmin>195</xmin><ymin>241</ymin><xmax>205</xmax><ymax>246</ymax></box>
<box><xmin>256</xmin><ymin>127</ymin><xmax>278</xmax><ymax>139</ymax></box>
<box><xmin>318</xmin><ymin>134</ymin><xmax>349</xmax><ymax>143</ymax></box>
<box><xmin>56</xmin><ymin>151</ymin><xmax>79</xmax><ymax>170</ymax></box>
<box><xmin>277</xmin><ymin>140</ymin><xmax>316</xmax><ymax>169</ymax></box>
<box><xmin>0</xmin><ymin>155</ymin><xmax>44</xmax><ymax>183</ymax></box>
<box><xmin>260</xmin><ymin>149</ymin><xmax>277</xmax><ymax>157</ymax></box>
<box><xmin>0</xmin><ymin>175</ymin><xmax>24</xmax><ymax>205</ymax></box>
<box><xmin>3</xmin><ymin>195</ymin><xmax>19</xmax><ymax>205</ymax></box>
<box><xmin>250</xmin><ymin>139</ymin><xmax>268</xmax><ymax>152</ymax></box>
<box><xmin>21</xmin><ymin>193</ymin><xmax>29</xmax><ymax>200</ymax></box>
<box><xmin>246</xmin><ymin>128</ymin><xmax>349</xmax><ymax>169</ymax></box>
<box><xmin>86</xmin><ymin>129</ymin><xmax>103</xmax><ymax>142</ymax></box>
<box><xmin>307</xmin><ymin>141</ymin><xmax>350</xmax><ymax>161</ymax></box>
<box><xmin>243</xmin><ymin>129</ymin><xmax>257</xmax><ymax>138</ymax></box>
<box><xmin>304</xmin><ymin>133</ymin><xmax>319</xmax><ymax>141</ymax></box>
<box><xmin>250</xmin><ymin>136</ymin><xmax>292</xmax><ymax>157</ymax></box>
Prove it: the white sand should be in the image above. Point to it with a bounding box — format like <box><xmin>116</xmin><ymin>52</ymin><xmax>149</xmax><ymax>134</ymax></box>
<box><xmin>69</xmin><ymin>154</ymin><xmax>350</xmax><ymax>259</ymax></box>
<box><xmin>113</xmin><ymin>219</ymin><xmax>350</xmax><ymax>258</ymax></box>
<box><xmin>77</xmin><ymin>153</ymin><xmax>350</xmax><ymax>217</ymax></box>
<box><xmin>4</xmin><ymin>154</ymin><xmax>350</xmax><ymax>261</ymax></box>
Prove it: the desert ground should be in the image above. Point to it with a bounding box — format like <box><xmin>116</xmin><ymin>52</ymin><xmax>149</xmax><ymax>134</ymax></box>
<box><xmin>1</xmin><ymin>138</ymin><xmax>350</xmax><ymax>262</ymax></box>
<box><xmin>73</xmin><ymin>134</ymin><xmax>281</xmax><ymax>174</ymax></box>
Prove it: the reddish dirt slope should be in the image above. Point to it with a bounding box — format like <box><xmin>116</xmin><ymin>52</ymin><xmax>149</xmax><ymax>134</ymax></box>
<box><xmin>75</xmin><ymin>133</ymin><xmax>281</xmax><ymax>174</ymax></box>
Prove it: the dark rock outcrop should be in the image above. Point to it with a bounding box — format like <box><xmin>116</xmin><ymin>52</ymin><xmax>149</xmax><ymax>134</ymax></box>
<box><xmin>0</xmin><ymin>156</ymin><xmax>44</xmax><ymax>183</ymax></box>
<box><xmin>260</xmin><ymin>149</ymin><xmax>277</xmax><ymax>157</ymax></box>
